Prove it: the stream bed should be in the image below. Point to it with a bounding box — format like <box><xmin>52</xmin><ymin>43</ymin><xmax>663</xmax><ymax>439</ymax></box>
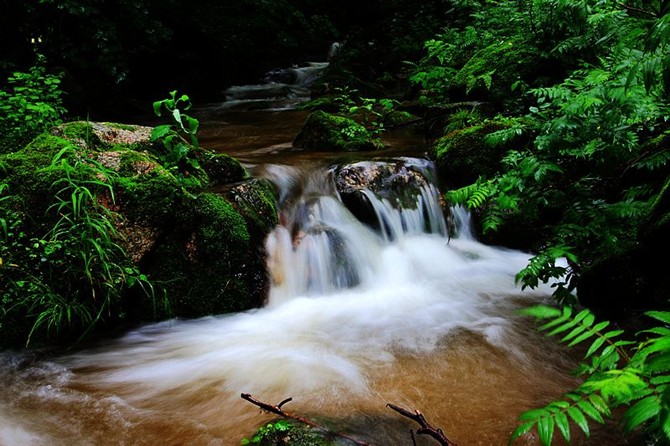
<box><xmin>0</xmin><ymin>81</ymin><xmax>638</xmax><ymax>446</ymax></box>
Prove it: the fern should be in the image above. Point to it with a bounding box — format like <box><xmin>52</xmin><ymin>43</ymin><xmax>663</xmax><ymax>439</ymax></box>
<box><xmin>444</xmin><ymin>179</ymin><xmax>496</xmax><ymax>210</ymax></box>
<box><xmin>510</xmin><ymin>307</ymin><xmax>670</xmax><ymax>445</ymax></box>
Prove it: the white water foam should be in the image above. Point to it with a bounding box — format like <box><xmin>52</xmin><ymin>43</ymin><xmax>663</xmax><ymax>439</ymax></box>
<box><xmin>62</xmin><ymin>164</ymin><xmax>554</xmax><ymax>403</ymax></box>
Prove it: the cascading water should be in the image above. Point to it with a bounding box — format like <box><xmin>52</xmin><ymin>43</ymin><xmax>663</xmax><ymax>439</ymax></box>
<box><xmin>221</xmin><ymin>62</ymin><xmax>329</xmax><ymax>111</ymax></box>
<box><xmin>0</xmin><ymin>162</ymin><xmax>629</xmax><ymax>446</ymax></box>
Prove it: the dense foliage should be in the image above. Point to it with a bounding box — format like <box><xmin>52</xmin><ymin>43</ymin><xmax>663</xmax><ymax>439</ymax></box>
<box><xmin>402</xmin><ymin>1</ymin><xmax>670</xmax><ymax>444</ymax></box>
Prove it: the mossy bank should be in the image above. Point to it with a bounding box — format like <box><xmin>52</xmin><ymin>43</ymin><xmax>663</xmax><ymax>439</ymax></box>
<box><xmin>0</xmin><ymin>121</ymin><xmax>278</xmax><ymax>348</ymax></box>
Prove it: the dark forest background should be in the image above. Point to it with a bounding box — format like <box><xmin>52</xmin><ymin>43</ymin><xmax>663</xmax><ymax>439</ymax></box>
<box><xmin>0</xmin><ymin>0</ymin><xmax>451</xmax><ymax>119</ymax></box>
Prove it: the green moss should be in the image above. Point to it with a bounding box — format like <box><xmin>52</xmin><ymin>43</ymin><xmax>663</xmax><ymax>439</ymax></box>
<box><xmin>195</xmin><ymin>192</ymin><xmax>250</xmax><ymax>259</ymax></box>
<box><xmin>2</xmin><ymin>121</ymin><xmax>279</xmax><ymax>344</ymax></box>
<box><xmin>117</xmin><ymin>171</ymin><xmax>186</xmax><ymax>224</ymax></box>
<box><xmin>226</xmin><ymin>179</ymin><xmax>278</xmax><ymax>240</ymax></box>
<box><xmin>293</xmin><ymin>110</ymin><xmax>384</xmax><ymax>152</ymax></box>
<box><xmin>198</xmin><ymin>150</ymin><xmax>247</xmax><ymax>185</ymax></box>
<box><xmin>56</xmin><ymin>121</ymin><xmax>97</xmax><ymax>142</ymax></box>
<box><xmin>433</xmin><ymin>121</ymin><xmax>511</xmax><ymax>188</ymax></box>
<box><xmin>103</xmin><ymin>122</ymin><xmax>137</xmax><ymax>131</ymax></box>
<box><xmin>244</xmin><ymin>420</ymin><xmax>344</xmax><ymax>446</ymax></box>
<box><xmin>23</xmin><ymin>133</ymin><xmax>72</xmax><ymax>156</ymax></box>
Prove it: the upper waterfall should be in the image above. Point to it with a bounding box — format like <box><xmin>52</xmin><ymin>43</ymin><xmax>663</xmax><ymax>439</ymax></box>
<box><xmin>262</xmin><ymin>160</ymin><xmax>460</xmax><ymax>304</ymax></box>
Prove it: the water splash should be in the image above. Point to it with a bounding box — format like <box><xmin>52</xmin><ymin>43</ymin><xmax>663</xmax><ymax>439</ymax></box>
<box><xmin>0</xmin><ymin>161</ymin><xmax>591</xmax><ymax>446</ymax></box>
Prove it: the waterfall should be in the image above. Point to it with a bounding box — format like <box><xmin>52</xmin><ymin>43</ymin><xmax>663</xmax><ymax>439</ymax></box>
<box><xmin>0</xmin><ymin>161</ymin><xmax>587</xmax><ymax>446</ymax></box>
<box><xmin>264</xmin><ymin>163</ymin><xmax>452</xmax><ymax>304</ymax></box>
<box><xmin>221</xmin><ymin>60</ymin><xmax>329</xmax><ymax>111</ymax></box>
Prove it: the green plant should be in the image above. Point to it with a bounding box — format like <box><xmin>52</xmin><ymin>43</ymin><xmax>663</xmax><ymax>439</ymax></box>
<box><xmin>510</xmin><ymin>305</ymin><xmax>670</xmax><ymax>445</ymax></box>
<box><xmin>150</xmin><ymin>90</ymin><xmax>201</xmax><ymax>172</ymax></box>
<box><xmin>0</xmin><ymin>57</ymin><xmax>66</xmax><ymax>152</ymax></box>
<box><xmin>444</xmin><ymin>108</ymin><xmax>484</xmax><ymax>133</ymax></box>
<box><xmin>0</xmin><ymin>146</ymin><xmax>161</xmax><ymax>346</ymax></box>
<box><xmin>241</xmin><ymin>420</ymin><xmax>292</xmax><ymax>445</ymax></box>
<box><xmin>333</xmin><ymin>86</ymin><xmax>397</xmax><ymax>135</ymax></box>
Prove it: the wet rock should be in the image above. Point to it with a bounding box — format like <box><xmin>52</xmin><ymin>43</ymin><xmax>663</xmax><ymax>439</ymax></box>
<box><xmin>0</xmin><ymin>121</ymin><xmax>278</xmax><ymax>346</ymax></box>
<box><xmin>332</xmin><ymin>158</ymin><xmax>440</xmax><ymax>229</ymax></box>
<box><xmin>293</xmin><ymin>110</ymin><xmax>384</xmax><ymax>152</ymax></box>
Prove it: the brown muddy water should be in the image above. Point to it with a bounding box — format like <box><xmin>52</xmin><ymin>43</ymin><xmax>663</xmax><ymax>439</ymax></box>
<box><xmin>0</xmin><ymin>106</ymin><xmax>639</xmax><ymax>446</ymax></box>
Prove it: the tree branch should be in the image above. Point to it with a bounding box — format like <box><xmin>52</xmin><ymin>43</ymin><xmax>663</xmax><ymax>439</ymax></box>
<box><xmin>617</xmin><ymin>2</ymin><xmax>657</xmax><ymax>17</ymax></box>
<box><xmin>241</xmin><ymin>393</ymin><xmax>373</xmax><ymax>446</ymax></box>
<box><xmin>387</xmin><ymin>403</ymin><xmax>458</xmax><ymax>446</ymax></box>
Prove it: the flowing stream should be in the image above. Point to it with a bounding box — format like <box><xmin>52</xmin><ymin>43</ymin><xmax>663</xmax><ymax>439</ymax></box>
<box><xmin>0</xmin><ymin>63</ymin><xmax>635</xmax><ymax>446</ymax></box>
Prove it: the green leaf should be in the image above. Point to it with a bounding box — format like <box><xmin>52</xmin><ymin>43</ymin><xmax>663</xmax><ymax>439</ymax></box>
<box><xmin>577</xmin><ymin>400</ymin><xmax>604</xmax><ymax>423</ymax></box>
<box><xmin>588</xmin><ymin>394</ymin><xmax>611</xmax><ymax>417</ymax></box>
<box><xmin>567</xmin><ymin>406</ymin><xmax>590</xmax><ymax>437</ymax></box>
<box><xmin>509</xmin><ymin>421</ymin><xmax>536</xmax><ymax>445</ymax></box>
<box><xmin>153</xmin><ymin>100</ymin><xmax>163</xmax><ymax>116</ymax></box>
<box><xmin>646</xmin><ymin>312</ymin><xmax>670</xmax><ymax>325</ymax></box>
<box><xmin>519</xmin><ymin>408</ymin><xmax>551</xmax><ymax>422</ymax></box>
<box><xmin>555</xmin><ymin>411</ymin><xmax>571</xmax><ymax>443</ymax></box>
<box><xmin>150</xmin><ymin>125</ymin><xmax>172</xmax><ymax>141</ymax></box>
<box><xmin>623</xmin><ymin>396</ymin><xmax>661</xmax><ymax>432</ymax></box>
<box><xmin>537</xmin><ymin>415</ymin><xmax>555</xmax><ymax>445</ymax></box>
<box><xmin>519</xmin><ymin>304</ymin><xmax>562</xmax><ymax>319</ymax></box>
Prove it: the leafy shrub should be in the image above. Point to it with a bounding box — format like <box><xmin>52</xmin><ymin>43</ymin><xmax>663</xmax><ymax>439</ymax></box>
<box><xmin>511</xmin><ymin>305</ymin><xmax>670</xmax><ymax>445</ymax></box>
<box><xmin>0</xmin><ymin>58</ymin><xmax>66</xmax><ymax>153</ymax></box>
<box><xmin>150</xmin><ymin>90</ymin><xmax>201</xmax><ymax>173</ymax></box>
<box><xmin>0</xmin><ymin>146</ymin><xmax>158</xmax><ymax>347</ymax></box>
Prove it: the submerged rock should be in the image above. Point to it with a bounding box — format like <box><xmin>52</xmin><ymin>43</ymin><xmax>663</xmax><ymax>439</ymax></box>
<box><xmin>293</xmin><ymin>110</ymin><xmax>384</xmax><ymax>152</ymax></box>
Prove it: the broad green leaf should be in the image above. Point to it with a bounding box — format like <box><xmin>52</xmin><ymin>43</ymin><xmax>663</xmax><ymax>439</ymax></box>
<box><xmin>567</xmin><ymin>406</ymin><xmax>590</xmax><ymax>437</ymax></box>
<box><xmin>623</xmin><ymin>396</ymin><xmax>661</xmax><ymax>432</ymax></box>
<box><xmin>555</xmin><ymin>411</ymin><xmax>571</xmax><ymax>442</ymax></box>
<box><xmin>152</xmin><ymin>100</ymin><xmax>163</xmax><ymax>116</ymax></box>
<box><xmin>538</xmin><ymin>415</ymin><xmax>555</xmax><ymax>445</ymax></box>
<box><xmin>509</xmin><ymin>421</ymin><xmax>536</xmax><ymax>445</ymax></box>
<box><xmin>150</xmin><ymin>125</ymin><xmax>172</xmax><ymax>141</ymax></box>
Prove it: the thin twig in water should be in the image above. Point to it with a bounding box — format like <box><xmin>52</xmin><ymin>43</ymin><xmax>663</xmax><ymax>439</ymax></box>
<box><xmin>240</xmin><ymin>393</ymin><xmax>373</xmax><ymax>446</ymax></box>
<box><xmin>387</xmin><ymin>403</ymin><xmax>458</xmax><ymax>446</ymax></box>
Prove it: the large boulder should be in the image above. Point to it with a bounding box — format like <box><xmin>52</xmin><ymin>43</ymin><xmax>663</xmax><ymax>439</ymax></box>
<box><xmin>0</xmin><ymin>121</ymin><xmax>278</xmax><ymax>346</ymax></box>
<box><xmin>293</xmin><ymin>110</ymin><xmax>384</xmax><ymax>152</ymax></box>
<box><xmin>332</xmin><ymin>158</ymin><xmax>447</xmax><ymax>234</ymax></box>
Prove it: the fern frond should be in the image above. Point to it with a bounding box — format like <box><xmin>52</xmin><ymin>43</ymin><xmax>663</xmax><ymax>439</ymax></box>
<box><xmin>509</xmin><ymin>390</ymin><xmax>610</xmax><ymax>445</ymax></box>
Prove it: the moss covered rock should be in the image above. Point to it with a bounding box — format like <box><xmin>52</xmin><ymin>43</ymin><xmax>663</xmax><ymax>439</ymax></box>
<box><xmin>0</xmin><ymin>121</ymin><xmax>277</xmax><ymax>347</ymax></box>
<box><xmin>243</xmin><ymin>419</ymin><xmax>359</xmax><ymax>446</ymax></box>
<box><xmin>293</xmin><ymin>110</ymin><xmax>384</xmax><ymax>152</ymax></box>
<box><xmin>433</xmin><ymin>120</ymin><xmax>543</xmax><ymax>250</ymax></box>
<box><xmin>433</xmin><ymin>121</ymin><xmax>512</xmax><ymax>188</ymax></box>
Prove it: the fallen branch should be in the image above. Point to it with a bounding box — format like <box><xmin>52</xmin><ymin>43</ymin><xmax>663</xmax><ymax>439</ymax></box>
<box><xmin>241</xmin><ymin>393</ymin><xmax>373</xmax><ymax>446</ymax></box>
<box><xmin>387</xmin><ymin>403</ymin><xmax>458</xmax><ymax>446</ymax></box>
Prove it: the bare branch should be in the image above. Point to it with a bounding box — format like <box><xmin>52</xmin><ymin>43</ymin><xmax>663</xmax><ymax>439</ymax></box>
<box><xmin>387</xmin><ymin>403</ymin><xmax>458</xmax><ymax>446</ymax></box>
<box><xmin>241</xmin><ymin>393</ymin><xmax>373</xmax><ymax>446</ymax></box>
